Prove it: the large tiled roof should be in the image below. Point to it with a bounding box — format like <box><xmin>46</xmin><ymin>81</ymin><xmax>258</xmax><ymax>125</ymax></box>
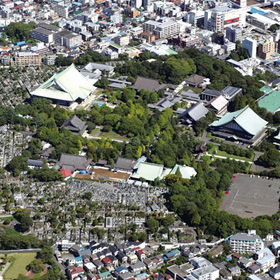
<box><xmin>185</xmin><ymin>102</ymin><xmax>209</xmax><ymax>121</ymax></box>
<box><xmin>207</xmin><ymin>95</ymin><xmax>228</xmax><ymax>111</ymax></box>
<box><xmin>210</xmin><ymin>106</ymin><xmax>267</xmax><ymax>136</ymax></box>
<box><xmin>31</xmin><ymin>64</ymin><xmax>97</xmax><ymax>102</ymax></box>
<box><xmin>131</xmin><ymin>162</ymin><xmax>171</xmax><ymax>181</ymax></box>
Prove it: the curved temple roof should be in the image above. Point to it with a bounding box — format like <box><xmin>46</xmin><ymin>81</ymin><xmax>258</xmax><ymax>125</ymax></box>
<box><xmin>31</xmin><ymin>64</ymin><xmax>98</xmax><ymax>102</ymax></box>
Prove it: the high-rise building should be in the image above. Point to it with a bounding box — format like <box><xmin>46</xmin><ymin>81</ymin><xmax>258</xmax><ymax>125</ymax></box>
<box><xmin>257</xmin><ymin>39</ymin><xmax>275</xmax><ymax>60</ymax></box>
<box><xmin>226</xmin><ymin>25</ymin><xmax>242</xmax><ymax>43</ymax></box>
<box><xmin>226</xmin><ymin>231</ymin><xmax>264</xmax><ymax>254</ymax></box>
<box><xmin>204</xmin><ymin>6</ymin><xmax>244</xmax><ymax>32</ymax></box>
<box><xmin>232</xmin><ymin>0</ymin><xmax>247</xmax><ymax>8</ymax></box>
<box><xmin>242</xmin><ymin>38</ymin><xmax>257</xmax><ymax>58</ymax></box>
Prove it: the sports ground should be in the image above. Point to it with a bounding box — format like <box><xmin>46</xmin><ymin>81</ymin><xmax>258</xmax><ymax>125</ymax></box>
<box><xmin>220</xmin><ymin>174</ymin><xmax>280</xmax><ymax>218</ymax></box>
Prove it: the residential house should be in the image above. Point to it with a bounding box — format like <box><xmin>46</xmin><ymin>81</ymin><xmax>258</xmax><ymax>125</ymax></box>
<box><xmin>239</xmin><ymin>257</ymin><xmax>252</xmax><ymax>269</ymax></box>
<box><xmin>272</xmin><ymin>241</ymin><xmax>280</xmax><ymax>257</ymax></box>
<box><xmin>61</xmin><ymin>115</ymin><xmax>88</xmax><ymax>136</ymax></box>
<box><xmin>255</xmin><ymin>248</ymin><xmax>275</xmax><ymax>272</ymax></box>
<box><xmin>208</xmin><ymin>245</ymin><xmax>224</xmax><ymax>258</ymax></box>
<box><xmin>75</xmin><ymin>256</ymin><xmax>83</xmax><ymax>266</ymax></box>
<box><xmin>136</xmin><ymin>250</ymin><xmax>146</xmax><ymax>261</ymax></box>
<box><xmin>220</xmin><ymin>268</ymin><xmax>232</xmax><ymax>280</ymax></box>
<box><xmin>115</xmin><ymin>266</ymin><xmax>129</xmax><ymax>277</ymax></box>
<box><xmin>129</xmin><ymin>261</ymin><xmax>146</xmax><ymax>274</ymax></box>
<box><xmin>163</xmin><ymin>249</ymin><xmax>181</xmax><ymax>262</ymax></box>
<box><xmin>84</xmin><ymin>262</ymin><xmax>96</xmax><ymax>272</ymax></box>
<box><xmin>102</xmin><ymin>256</ymin><xmax>114</xmax><ymax>271</ymax></box>
<box><xmin>67</xmin><ymin>266</ymin><xmax>85</xmax><ymax>280</ymax></box>
<box><xmin>247</xmin><ymin>275</ymin><xmax>262</xmax><ymax>280</ymax></box>
<box><xmin>228</xmin><ymin>266</ymin><xmax>241</xmax><ymax>276</ymax></box>
<box><xmin>93</xmin><ymin>259</ymin><xmax>104</xmax><ymax>271</ymax></box>
<box><xmin>128</xmin><ymin>254</ymin><xmax>138</xmax><ymax>264</ymax></box>
<box><xmin>98</xmin><ymin>271</ymin><xmax>113</xmax><ymax>280</ymax></box>
<box><xmin>108</xmin><ymin>255</ymin><xmax>118</xmax><ymax>267</ymax></box>
<box><xmin>117</xmin><ymin>251</ymin><xmax>128</xmax><ymax>263</ymax></box>
<box><xmin>270</xmin><ymin>266</ymin><xmax>280</xmax><ymax>279</ymax></box>
<box><xmin>247</xmin><ymin>264</ymin><xmax>261</xmax><ymax>274</ymax></box>
<box><xmin>143</xmin><ymin>255</ymin><xmax>164</xmax><ymax>271</ymax></box>
<box><xmin>167</xmin><ymin>263</ymin><xmax>194</xmax><ymax>280</ymax></box>
<box><xmin>118</xmin><ymin>272</ymin><xmax>135</xmax><ymax>280</ymax></box>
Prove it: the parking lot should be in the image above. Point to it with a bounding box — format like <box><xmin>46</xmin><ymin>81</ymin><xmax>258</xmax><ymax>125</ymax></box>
<box><xmin>220</xmin><ymin>174</ymin><xmax>280</xmax><ymax>218</ymax></box>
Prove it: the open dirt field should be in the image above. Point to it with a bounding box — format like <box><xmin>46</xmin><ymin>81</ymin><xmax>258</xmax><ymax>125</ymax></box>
<box><xmin>75</xmin><ymin>168</ymin><xmax>130</xmax><ymax>182</ymax></box>
<box><xmin>220</xmin><ymin>174</ymin><xmax>280</xmax><ymax>218</ymax></box>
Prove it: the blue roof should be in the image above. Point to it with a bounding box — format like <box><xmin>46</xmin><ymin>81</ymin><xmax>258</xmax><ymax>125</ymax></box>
<box><xmin>75</xmin><ymin>256</ymin><xmax>83</xmax><ymax>261</ymax></box>
<box><xmin>165</xmin><ymin>249</ymin><xmax>180</xmax><ymax>258</ymax></box>
<box><xmin>250</xmin><ymin>8</ymin><xmax>266</xmax><ymax>15</ymax></box>
<box><xmin>136</xmin><ymin>273</ymin><xmax>148</xmax><ymax>277</ymax></box>
<box><xmin>115</xmin><ymin>266</ymin><xmax>128</xmax><ymax>272</ymax></box>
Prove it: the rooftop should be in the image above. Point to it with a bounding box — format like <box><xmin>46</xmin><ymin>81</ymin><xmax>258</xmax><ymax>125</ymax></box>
<box><xmin>31</xmin><ymin>64</ymin><xmax>97</xmax><ymax>102</ymax></box>
<box><xmin>210</xmin><ymin>106</ymin><xmax>268</xmax><ymax>136</ymax></box>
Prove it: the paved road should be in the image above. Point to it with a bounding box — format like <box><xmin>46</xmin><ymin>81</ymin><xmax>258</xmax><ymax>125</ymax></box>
<box><xmin>0</xmin><ymin>249</ymin><xmax>41</xmax><ymax>254</ymax></box>
<box><xmin>205</xmin><ymin>152</ymin><xmax>253</xmax><ymax>164</ymax></box>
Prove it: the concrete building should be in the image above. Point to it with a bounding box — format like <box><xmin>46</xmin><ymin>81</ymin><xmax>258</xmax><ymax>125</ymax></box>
<box><xmin>55</xmin><ymin>4</ymin><xmax>70</xmax><ymax>18</ymax></box>
<box><xmin>226</xmin><ymin>25</ymin><xmax>242</xmax><ymax>43</ymax></box>
<box><xmin>233</xmin><ymin>0</ymin><xmax>247</xmax><ymax>8</ymax></box>
<box><xmin>11</xmin><ymin>52</ymin><xmax>41</xmax><ymax>66</ymax></box>
<box><xmin>114</xmin><ymin>35</ymin><xmax>130</xmax><ymax>46</ymax></box>
<box><xmin>188</xmin><ymin>10</ymin><xmax>205</xmax><ymax>27</ymax></box>
<box><xmin>37</xmin><ymin>22</ymin><xmax>60</xmax><ymax>33</ymax></box>
<box><xmin>257</xmin><ymin>39</ymin><xmax>275</xmax><ymax>60</ymax></box>
<box><xmin>242</xmin><ymin>38</ymin><xmax>257</xmax><ymax>58</ymax></box>
<box><xmin>154</xmin><ymin>20</ymin><xmax>180</xmax><ymax>39</ymax></box>
<box><xmin>226</xmin><ymin>230</ymin><xmax>264</xmax><ymax>254</ymax></box>
<box><xmin>30</xmin><ymin>28</ymin><xmax>54</xmax><ymax>43</ymax></box>
<box><xmin>54</xmin><ymin>30</ymin><xmax>82</xmax><ymax>48</ymax></box>
<box><xmin>204</xmin><ymin>6</ymin><xmax>244</xmax><ymax>32</ymax></box>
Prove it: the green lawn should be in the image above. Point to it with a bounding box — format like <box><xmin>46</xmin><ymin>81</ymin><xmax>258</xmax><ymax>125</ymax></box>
<box><xmin>99</xmin><ymin>130</ymin><xmax>129</xmax><ymax>141</ymax></box>
<box><xmin>0</xmin><ymin>226</ymin><xmax>19</xmax><ymax>235</ymax></box>
<box><xmin>90</xmin><ymin>127</ymin><xmax>100</xmax><ymax>136</ymax></box>
<box><xmin>3</xmin><ymin>253</ymin><xmax>36</xmax><ymax>280</ymax></box>
<box><xmin>208</xmin><ymin>145</ymin><xmax>254</xmax><ymax>162</ymax></box>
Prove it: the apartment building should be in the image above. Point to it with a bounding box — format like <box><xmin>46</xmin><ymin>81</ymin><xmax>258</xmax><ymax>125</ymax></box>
<box><xmin>257</xmin><ymin>39</ymin><xmax>275</xmax><ymax>60</ymax></box>
<box><xmin>54</xmin><ymin>4</ymin><xmax>70</xmax><ymax>18</ymax></box>
<box><xmin>30</xmin><ymin>28</ymin><xmax>54</xmax><ymax>43</ymax></box>
<box><xmin>143</xmin><ymin>20</ymin><xmax>160</xmax><ymax>33</ymax></box>
<box><xmin>154</xmin><ymin>20</ymin><xmax>179</xmax><ymax>39</ymax></box>
<box><xmin>37</xmin><ymin>22</ymin><xmax>60</xmax><ymax>33</ymax></box>
<box><xmin>54</xmin><ymin>30</ymin><xmax>82</xmax><ymax>48</ymax></box>
<box><xmin>226</xmin><ymin>231</ymin><xmax>264</xmax><ymax>254</ymax></box>
<box><xmin>254</xmin><ymin>248</ymin><xmax>275</xmax><ymax>273</ymax></box>
<box><xmin>114</xmin><ymin>35</ymin><xmax>130</xmax><ymax>46</ymax></box>
<box><xmin>11</xmin><ymin>52</ymin><xmax>41</xmax><ymax>66</ymax></box>
<box><xmin>226</xmin><ymin>25</ymin><xmax>242</xmax><ymax>43</ymax></box>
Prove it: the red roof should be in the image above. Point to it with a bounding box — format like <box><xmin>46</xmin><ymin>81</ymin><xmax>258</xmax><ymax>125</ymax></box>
<box><xmin>137</xmin><ymin>250</ymin><xmax>144</xmax><ymax>255</ymax></box>
<box><xmin>232</xmin><ymin>253</ymin><xmax>241</xmax><ymax>259</ymax></box>
<box><xmin>70</xmin><ymin>266</ymin><xmax>84</xmax><ymax>274</ymax></box>
<box><xmin>166</xmin><ymin>275</ymin><xmax>173</xmax><ymax>280</ymax></box>
<box><xmin>93</xmin><ymin>274</ymin><xmax>100</xmax><ymax>280</ymax></box>
<box><xmin>102</xmin><ymin>256</ymin><xmax>112</xmax><ymax>264</ymax></box>
<box><xmin>58</xmin><ymin>169</ymin><xmax>72</xmax><ymax>177</ymax></box>
<box><xmin>133</xmin><ymin>247</ymin><xmax>140</xmax><ymax>251</ymax></box>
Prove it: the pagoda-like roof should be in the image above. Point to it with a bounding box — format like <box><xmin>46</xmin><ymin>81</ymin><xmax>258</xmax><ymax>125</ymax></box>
<box><xmin>31</xmin><ymin>64</ymin><xmax>97</xmax><ymax>102</ymax></box>
<box><xmin>210</xmin><ymin>105</ymin><xmax>267</xmax><ymax>136</ymax></box>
